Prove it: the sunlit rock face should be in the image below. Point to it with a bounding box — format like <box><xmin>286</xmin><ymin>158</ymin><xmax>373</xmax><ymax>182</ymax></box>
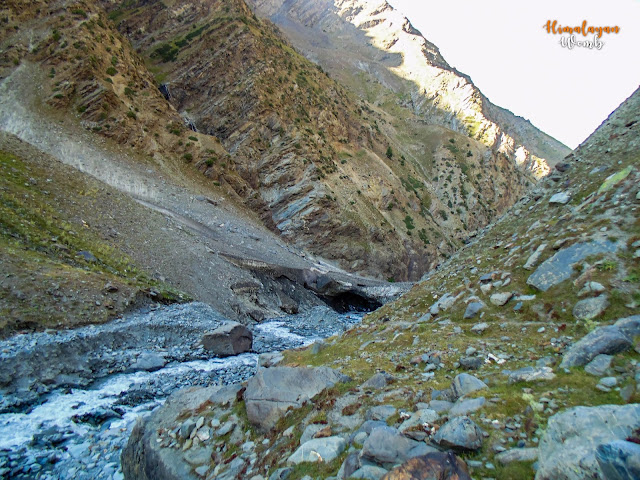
<box><xmin>249</xmin><ymin>0</ymin><xmax>568</xmax><ymax>178</ymax></box>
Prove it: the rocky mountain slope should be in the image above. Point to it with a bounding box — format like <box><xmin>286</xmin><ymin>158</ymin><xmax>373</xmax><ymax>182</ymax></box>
<box><xmin>121</xmin><ymin>89</ymin><xmax>639</xmax><ymax>479</ymax></box>
<box><xmin>247</xmin><ymin>0</ymin><xmax>570</xmax><ymax>171</ymax></box>
<box><xmin>105</xmin><ymin>0</ymin><xmax>571</xmax><ymax>280</ymax></box>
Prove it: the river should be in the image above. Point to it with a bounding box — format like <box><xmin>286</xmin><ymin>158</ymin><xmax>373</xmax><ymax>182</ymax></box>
<box><xmin>0</xmin><ymin>303</ymin><xmax>364</xmax><ymax>479</ymax></box>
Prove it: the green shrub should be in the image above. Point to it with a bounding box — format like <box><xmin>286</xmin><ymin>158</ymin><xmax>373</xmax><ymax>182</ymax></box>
<box><xmin>71</xmin><ymin>8</ymin><xmax>88</xmax><ymax>18</ymax></box>
<box><xmin>386</xmin><ymin>146</ymin><xmax>393</xmax><ymax>159</ymax></box>
<box><xmin>126</xmin><ymin>110</ymin><xmax>136</xmax><ymax>119</ymax></box>
<box><xmin>183</xmin><ymin>153</ymin><xmax>193</xmax><ymax>162</ymax></box>
<box><xmin>106</xmin><ymin>66</ymin><xmax>117</xmax><ymax>76</ymax></box>
<box><xmin>188</xmin><ymin>136</ymin><xmax>198</xmax><ymax>141</ymax></box>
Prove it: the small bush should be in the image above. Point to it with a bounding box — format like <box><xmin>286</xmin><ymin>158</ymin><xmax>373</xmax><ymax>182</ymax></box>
<box><xmin>106</xmin><ymin>66</ymin><xmax>117</xmax><ymax>76</ymax></box>
<box><xmin>126</xmin><ymin>110</ymin><xmax>136</xmax><ymax>119</ymax></box>
<box><xmin>386</xmin><ymin>146</ymin><xmax>393</xmax><ymax>159</ymax></box>
<box><xmin>71</xmin><ymin>8</ymin><xmax>88</xmax><ymax>18</ymax></box>
<box><xmin>77</xmin><ymin>105</ymin><xmax>87</xmax><ymax>113</ymax></box>
<box><xmin>183</xmin><ymin>153</ymin><xmax>193</xmax><ymax>162</ymax></box>
<box><xmin>188</xmin><ymin>136</ymin><xmax>198</xmax><ymax>141</ymax></box>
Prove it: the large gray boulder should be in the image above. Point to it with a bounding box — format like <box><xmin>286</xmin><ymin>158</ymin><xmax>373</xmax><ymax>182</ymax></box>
<box><xmin>201</xmin><ymin>322</ymin><xmax>253</xmax><ymax>357</ymax></box>
<box><xmin>451</xmin><ymin>373</ymin><xmax>488</xmax><ymax>398</ymax></box>
<box><xmin>526</xmin><ymin>240</ymin><xmax>618</xmax><ymax>292</ymax></box>
<box><xmin>560</xmin><ymin>325</ymin><xmax>633</xmax><ymax>368</ymax></box>
<box><xmin>361</xmin><ymin>426</ymin><xmax>435</xmax><ymax>466</ymax></box>
<box><xmin>244</xmin><ymin>367</ymin><xmax>350</xmax><ymax>431</ymax></box>
<box><xmin>287</xmin><ymin>436</ymin><xmax>346</xmax><ymax>464</ymax></box>
<box><xmin>536</xmin><ymin>404</ymin><xmax>640</xmax><ymax>480</ymax></box>
<box><xmin>432</xmin><ymin>416</ymin><xmax>484</xmax><ymax>451</ymax></box>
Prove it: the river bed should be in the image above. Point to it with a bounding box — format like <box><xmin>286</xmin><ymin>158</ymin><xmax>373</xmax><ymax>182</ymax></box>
<box><xmin>0</xmin><ymin>303</ymin><xmax>363</xmax><ymax>479</ymax></box>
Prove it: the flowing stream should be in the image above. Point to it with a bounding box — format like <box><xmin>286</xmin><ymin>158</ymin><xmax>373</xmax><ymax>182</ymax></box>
<box><xmin>0</xmin><ymin>303</ymin><xmax>364</xmax><ymax>479</ymax></box>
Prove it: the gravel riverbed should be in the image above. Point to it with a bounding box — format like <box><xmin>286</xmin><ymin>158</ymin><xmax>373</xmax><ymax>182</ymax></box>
<box><xmin>0</xmin><ymin>303</ymin><xmax>363</xmax><ymax>479</ymax></box>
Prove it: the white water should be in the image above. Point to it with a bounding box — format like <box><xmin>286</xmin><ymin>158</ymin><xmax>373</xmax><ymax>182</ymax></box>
<box><xmin>0</xmin><ymin>354</ymin><xmax>257</xmax><ymax>451</ymax></box>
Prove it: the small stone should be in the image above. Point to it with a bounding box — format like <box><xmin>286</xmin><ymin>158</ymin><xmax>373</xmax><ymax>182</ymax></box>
<box><xmin>490</xmin><ymin>292</ymin><xmax>513</xmax><ymax>306</ymax></box>
<box><xmin>287</xmin><ymin>437</ymin><xmax>346</xmax><ymax>464</ymax></box>
<box><xmin>573</xmin><ymin>295</ymin><xmax>609</xmax><ymax>321</ymax></box>
<box><xmin>578</xmin><ymin>282</ymin><xmax>606</xmax><ymax>297</ymax></box>
<box><xmin>508</xmin><ymin>366</ymin><xmax>556</xmax><ymax>383</ymax></box>
<box><xmin>599</xmin><ymin>377</ymin><xmax>618</xmax><ymax>388</ymax></box>
<box><xmin>433</xmin><ymin>416</ymin><xmax>484</xmax><ymax>451</ymax></box>
<box><xmin>471</xmin><ymin>322</ymin><xmax>489</xmax><ymax>333</ymax></box>
<box><xmin>549</xmin><ymin>192</ymin><xmax>570</xmax><ymax>204</ymax></box>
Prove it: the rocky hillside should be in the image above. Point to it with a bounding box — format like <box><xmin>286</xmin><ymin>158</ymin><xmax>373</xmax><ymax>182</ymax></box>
<box><xmin>121</xmin><ymin>89</ymin><xmax>639</xmax><ymax>479</ymax></box>
<box><xmin>96</xmin><ymin>0</ymin><xmax>564</xmax><ymax>281</ymax></box>
<box><xmin>247</xmin><ymin>0</ymin><xmax>571</xmax><ymax>172</ymax></box>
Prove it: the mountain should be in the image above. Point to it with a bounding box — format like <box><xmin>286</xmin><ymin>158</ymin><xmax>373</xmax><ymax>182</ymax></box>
<box><xmin>247</xmin><ymin>0</ymin><xmax>570</xmax><ymax>171</ymax></box>
<box><xmin>121</xmin><ymin>86</ymin><xmax>640</xmax><ymax>480</ymax></box>
<box><xmin>1</xmin><ymin>0</ymin><xmax>570</xmax><ymax>335</ymax></box>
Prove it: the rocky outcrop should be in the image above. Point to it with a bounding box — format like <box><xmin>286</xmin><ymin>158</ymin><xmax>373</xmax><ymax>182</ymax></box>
<box><xmin>244</xmin><ymin>366</ymin><xmax>351</xmax><ymax>431</ymax></box>
<box><xmin>536</xmin><ymin>404</ymin><xmax>640</xmax><ymax>480</ymax></box>
<box><xmin>201</xmin><ymin>322</ymin><xmax>253</xmax><ymax>357</ymax></box>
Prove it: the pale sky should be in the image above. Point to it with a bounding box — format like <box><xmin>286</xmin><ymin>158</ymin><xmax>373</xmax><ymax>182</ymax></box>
<box><xmin>388</xmin><ymin>0</ymin><xmax>640</xmax><ymax>148</ymax></box>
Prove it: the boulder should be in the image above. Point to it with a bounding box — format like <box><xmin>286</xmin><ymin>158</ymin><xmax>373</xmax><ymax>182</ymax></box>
<box><xmin>362</xmin><ymin>426</ymin><xmax>435</xmax><ymax>466</ymax></box>
<box><xmin>536</xmin><ymin>404</ymin><xmax>640</xmax><ymax>480</ymax></box>
<box><xmin>596</xmin><ymin>440</ymin><xmax>640</xmax><ymax>480</ymax></box>
<box><xmin>381</xmin><ymin>451</ymin><xmax>472</xmax><ymax>480</ymax></box>
<box><xmin>287</xmin><ymin>436</ymin><xmax>346</xmax><ymax>464</ymax></box>
<box><xmin>615</xmin><ymin>315</ymin><xmax>640</xmax><ymax>337</ymax></box>
<box><xmin>507</xmin><ymin>366</ymin><xmax>555</xmax><ymax>383</ymax></box>
<box><xmin>526</xmin><ymin>240</ymin><xmax>618</xmax><ymax>292</ymax></box>
<box><xmin>201</xmin><ymin>322</ymin><xmax>253</xmax><ymax>357</ymax></box>
<box><xmin>495</xmin><ymin>448</ymin><xmax>538</xmax><ymax>465</ymax></box>
<box><xmin>549</xmin><ymin>192</ymin><xmax>570</xmax><ymax>204</ymax></box>
<box><xmin>432</xmin><ymin>416</ymin><xmax>484</xmax><ymax>451</ymax></box>
<box><xmin>584</xmin><ymin>354</ymin><xmax>613</xmax><ymax>376</ymax></box>
<box><xmin>490</xmin><ymin>292</ymin><xmax>513</xmax><ymax>306</ymax></box>
<box><xmin>573</xmin><ymin>295</ymin><xmax>609</xmax><ymax>321</ymax></box>
<box><xmin>362</xmin><ymin>372</ymin><xmax>395</xmax><ymax>389</ymax></box>
<box><xmin>451</xmin><ymin>373</ymin><xmax>487</xmax><ymax>398</ymax></box>
<box><xmin>463</xmin><ymin>302</ymin><xmax>484</xmax><ymax>319</ymax></box>
<box><xmin>244</xmin><ymin>367</ymin><xmax>350</xmax><ymax>431</ymax></box>
<box><xmin>560</xmin><ymin>325</ymin><xmax>632</xmax><ymax>368</ymax></box>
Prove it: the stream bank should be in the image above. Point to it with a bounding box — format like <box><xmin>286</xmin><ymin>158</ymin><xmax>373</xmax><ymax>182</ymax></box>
<box><xmin>0</xmin><ymin>303</ymin><xmax>365</xmax><ymax>479</ymax></box>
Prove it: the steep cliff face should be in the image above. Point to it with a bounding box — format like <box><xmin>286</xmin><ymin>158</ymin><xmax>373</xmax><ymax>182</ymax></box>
<box><xmin>247</xmin><ymin>0</ymin><xmax>570</xmax><ymax>173</ymax></box>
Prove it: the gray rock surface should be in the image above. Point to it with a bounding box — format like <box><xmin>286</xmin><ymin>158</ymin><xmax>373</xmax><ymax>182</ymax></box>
<box><xmin>573</xmin><ymin>295</ymin><xmax>609</xmax><ymax>321</ymax></box>
<box><xmin>508</xmin><ymin>366</ymin><xmax>555</xmax><ymax>383</ymax></box>
<box><xmin>433</xmin><ymin>416</ymin><xmax>484</xmax><ymax>451</ymax></box>
<box><xmin>463</xmin><ymin>302</ymin><xmax>484</xmax><ymax>319</ymax></box>
<box><xmin>495</xmin><ymin>447</ymin><xmax>538</xmax><ymax>465</ymax></box>
<box><xmin>449</xmin><ymin>397</ymin><xmax>486</xmax><ymax>416</ymax></box>
<box><xmin>527</xmin><ymin>240</ymin><xmax>618</xmax><ymax>292</ymax></box>
<box><xmin>365</xmin><ymin>405</ymin><xmax>397</xmax><ymax>422</ymax></box>
<box><xmin>560</xmin><ymin>325</ymin><xmax>633</xmax><ymax>368</ymax></box>
<box><xmin>584</xmin><ymin>354</ymin><xmax>613</xmax><ymax>376</ymax></box>
<box><xmin>451</xmin><ymin>373</ymin><xmax>488</xmax><ymax>398</ymax></box>
<box><xmin>490</xmin><ymin>292</ymin><xmax>513</xmax><ymax>306</ymax></box>
<box><xmin>362</xmin><ymin>372</ymin><xmax>395</xmax><ymax>389</ymax></box>
<box><xmin>596</xmin><ymin>440</ymin><xmax>640</xmax><ymax>480</ymax></box>
<box><xmin>201</xmin><ymin>322</ymin><xmax>253</xmax><ymax>357</ymax></box>
<box><xmin>122</xmin><ymin>385</ymin><xmax>237</xmax><ymax>480</ymax></box>
<box><xmin>536</xmin><ymin>404</ymin><xmax>640</xmax><ymax>480</ymax></box>
<box><xmin>287</xmin><ymin>436</ymin><xmax>346</xmax><ymax>464</ymax></box>
<box><xmin>549</xmin><ymin>192</ymin><xmax>571</xmax><ymax>204</ymax></box>
<box><xmin>244</xmin><ymin>367</ymin><xmax>350</xmax><ymax>431</ymax></box>
<box><xmin>362</xmin><ymin>426</ymin><xmax>434</xmax><ymax>466</ymax></box>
